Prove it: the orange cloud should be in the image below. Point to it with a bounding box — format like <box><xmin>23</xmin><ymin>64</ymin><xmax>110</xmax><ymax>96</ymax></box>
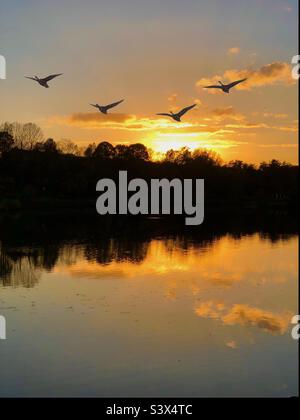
<box><xmin>70</xmin><ymin>112</ymin><xmax>131</xmax><ymax>124</ymax></box>
<box><xmin>228</xmin><ymin>47</ymin><xmax>240</xmax><ymax>55</ymax></box>
<box><xmin>47</xmin><ymin>112</ymin><xmax>134</xmax><ymax>130</ymax></box>
<box><xmin>225</xmin><ymin>122</ymin><xmax>298</xmax><ymax>132</ymax></box>
<box><xmin>197</xmin><ymin>61</ymin><xmax>295</xmax><ymax>93</ymax></box>
<box><xmin>223</xmin><ymin>304</ymin><xmax>291</xmax><ymax>334</ymax></box>
<box><xmin>47</xmin><ymin>112</ymin><xmax>227</xmax><ymax>135</ymax></box>
<box><xmin>226</xmin><ymin>340</ymin><xmax>238</xmax><ymax>349</ymax></box>
<box><xmin>195</xmin><ymin>301</ymin><xmax>226</xmax><ymax>319</ymax></box>
<box><xmin>262</xmin><ymin>112</ymin><xmax>289</xmax><ymax>119</ymax></box>
<box><xmin>167</xmin><ymin>93</ymin><xmax>178</xmax><ymax>104</ymax></box>
<box><xmin>258</xmin><ymin>143</ymin><xmax>298</xmax><ymax>148</ymax></box>
<box><xmin>48</xmin><ymin>113</ymin><xmax>163</xmax><ymax>131</ymax></box>
<box><xmin>210</xmin><ymin>106</ymin><xmax>245</xmax><ymax>121</ymax></box>
<box><xmin>195</xmin><ymin>301</ymin><xmax>291</xmax><ymax>335</ymax></box>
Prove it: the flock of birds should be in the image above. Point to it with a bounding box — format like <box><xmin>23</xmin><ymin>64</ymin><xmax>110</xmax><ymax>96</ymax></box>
<box><xmin>25</xmin><ymin>73</ymin><xmax>248</xmax><ymax>122</ymax></box>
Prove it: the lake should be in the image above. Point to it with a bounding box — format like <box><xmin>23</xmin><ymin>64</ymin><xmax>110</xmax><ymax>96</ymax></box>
<box><xmin>0</xmin><ymin>215</ymin><xmax>298</xmax><ymax>397</ymax></box>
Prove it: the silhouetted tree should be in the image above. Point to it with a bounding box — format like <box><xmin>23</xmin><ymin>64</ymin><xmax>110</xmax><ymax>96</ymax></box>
<box><xmin>127</xmin><ymin>143</ymin><xmax>149</xmax><ymax>160</ymax></box>
<box><xmin>0</xmin><ymin>131</ymin><xmax>14</xmax><ymax>155</ymax></box>
<box><xmin>84</xmin><ymin>143</ymin><xmax>96</xmax><ymax>157</ymax></box>
<box><xmin>33</xmin><ymin>138</ymin><xmax>58</xmax><ymax>153</ymax></box>
<box><xmin>0</xmin><ymin>121</ymin><xmax>44</xmax><ymax>150</ymax></box>
<box><xmin>259</xmin><ymin>159</ymin><xmax>292</xmax><ymax>171</ymax></box>
<box><xmin>93</xmin><ymin>141</ymin><xmax>115</xmax><ymax>159</ymax></box>
<box><xmin>43</xmin><ymin>138</ymin><xmax>58</xmax><ymax>153</ymax></box>
<box><xmin>192</xmin><ymin>149</ymin><xmax>222</xmax><ymax>167</ymax></box>
<box><xmin>0</xmin><ymin>120</ymin><xmax>298</xmax><ymax>211</ymax></box>
<box><xmin>164</xmin><ymin>147</ymin><xmax>192</xmax><ymax>165</ymax></box>
<box><xmin>115</xmin><ymin>144</ymin><xmax>129</xmax><ymax>159</ymax></box>
<box><xmin>57</xmin><ymin>139</ymin><xmax>79</xmax><ymax>156</ymax></box>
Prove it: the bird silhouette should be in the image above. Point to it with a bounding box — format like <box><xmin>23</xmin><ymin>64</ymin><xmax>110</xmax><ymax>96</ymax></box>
<box><xmin>25</xmin><ymin>74</ymin><xmax>63</xmax><ymax>88</ymax></box>
<box><xmin>204</xmin><ymin>78</ymin><xmax>247</xmax><ymax>93</ymax></box>
<box><xmin>90</xmin><ymin>99</ymin><xmax>124</xmax><ymax>114</ymax></box>
<box><xmin>156</xmin><ymin>104</ymin><xmax>196</xmax><ymax>122</ymax></box>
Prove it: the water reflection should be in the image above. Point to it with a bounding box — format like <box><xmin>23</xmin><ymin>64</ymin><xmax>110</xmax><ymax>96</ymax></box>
<box><xmin>1</xmin><ymin>214</ymin><xmax>297</xmax><ymax>289</ymax></box>
<box><xmin>1</xmin><ymin>230</ymin><xmax>297</xmax><ymax>340</ymax></box>
<box><xmin>1</xmin><ymin>231</ymin><xmax>296</xmax><ymax>288</ymax></box>
<box><xmin>0</xmin><ymin>246</ymin><xmax>41</xmax><ymax>288</ymax></box>
<box><xmin>0</xmin><ymin>215</ymin><xmax>298</xmax><ymax>397</ymax></box>
<box><xmin>195</xmin><ymin>302</ymin><xmax>291</xmax><ymax>335</ymax></box>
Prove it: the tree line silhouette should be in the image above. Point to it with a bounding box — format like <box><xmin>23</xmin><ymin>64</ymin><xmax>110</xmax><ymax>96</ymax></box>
<box><xmin>1</xmin><ymin>211</ymin><xmax>297</xmax><ymax>287</ymax></box>
<box><xmin>0</xmin><ymin>121</ymin><xmax>298</xmax><ymax>212</ymax></box>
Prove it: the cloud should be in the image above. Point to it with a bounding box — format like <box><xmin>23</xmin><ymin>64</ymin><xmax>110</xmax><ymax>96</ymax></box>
<box><xmin>228</xmin><ymin>47</ymin><xmax>240</xmax><ymax>55</ymax></box>
<box><xmin>48</xmin><ymin>113</ymin><xmax>159</xmax><ymax>131</ymax></box>
<box><xmin>210</xmin><ymin>106</ymin><xmax>245</xmax><ymax>121</ymax></box>
<box><xmin>262</xmin><ymin>112</ymin><xmax>289</xmax><ymax>119</ymax></box>
<box><xmin>167</xmin><ymin>93</ymin><xmax>178</xmax><ymax>104</ymax></box>
<box><xmin>224</xmin><ymin>121</ymin><xmax>298</xmax><ymax>132</ymax></box>
<box><xmin>201</xmin><ymin>107</ymin><xmax>295</xmax><ymax>132</ymax></box>
<box><xmin>47</xmin><ymin>109</ymin><xmax>216</xmax><ymax>134</ymax></box>
<box><xmin>195</xmin><ymin>301</ymin><xmax>225</xmax><ymax>319</ymax></box>
<box><xmin>46</xmin><ymin>104</ymin><xmax>296</xmax><ymax>154</ymax></box>
<box><xmin>196</xmin><ymin>61</ymin><xmax>295</xmax><ymax>93</ymax></box>
<box><xmin>48</xmin><ymin>112</ymin><xmax>134</xmax><ymax>130</ymax></box>
<box><xmin>258</xmin><ymin>143</ymin><xmax>298</xmax><ymax>148</ymax></box>
<box><xmin>226</xmin><ymin>340</ymin><xmax>238</xmax><ymax>349</ymax></box>
<box><xmin>70</xmin><ymin>112</ymin><xmax>130</xmax><ymax>124</ymax></box>
<box><xmin>223</xmin><ymin>304</ymin><xmax>291</xmax><ymax>334</ymax></box>
<box><xmin>195</xmin><ymin>301</ymin><xmax>291</xmax><ymax>335</ymax></box>
<box><xmin>193</xmin><ymin>98</ymin><xmax>203</xmax><ymax>107</ymax></box>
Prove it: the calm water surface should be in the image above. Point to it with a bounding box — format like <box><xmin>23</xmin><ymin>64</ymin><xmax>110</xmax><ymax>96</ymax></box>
<box><xmin>0</xmin><ymin>232</ymin><xmax>298</xmax><ymax>397</ymax></box>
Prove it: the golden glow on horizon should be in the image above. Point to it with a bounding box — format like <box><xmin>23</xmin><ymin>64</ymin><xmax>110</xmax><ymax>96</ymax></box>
<box><xmin>0</xmin><ymin>0</ymin><xmax>298</xmax><ymax>166</ymax></box>
<box><xmin>143</xmin><ymin>126</ymin><xmax>250</xmax><ymax>158</ymax></box>
<box><xmin>145</xmin><ymin>132</ymin><xmax>220</xmax><ymax>154</ymax></box>
<box><xmin>44</xmin><ymin>99</ymin><xmax>298</xmax><ymax>164</ymax></box>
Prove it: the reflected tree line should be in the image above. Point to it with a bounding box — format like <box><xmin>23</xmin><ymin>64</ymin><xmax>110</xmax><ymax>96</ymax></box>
<box><xmin>0</xmin><ymin>213</ymin><xmax>297</xmax><ymax>288</ymax></box>
<box><xmin>0</xmin><ymin>121</ymin><xmax>298</xmax><ymax>211</ymax></box>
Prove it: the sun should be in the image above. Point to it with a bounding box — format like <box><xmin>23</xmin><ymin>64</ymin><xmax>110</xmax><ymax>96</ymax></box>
<box><xmin>145</xmin><ymin>132</ymin><xmax>218</xmax><ymax>155</ymax></box>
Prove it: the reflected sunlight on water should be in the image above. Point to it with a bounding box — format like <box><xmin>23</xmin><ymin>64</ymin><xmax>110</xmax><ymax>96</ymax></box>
<box><xmin>0</xmin><ymin>232</ymin><xmax>298</xmax><ymax>397</ymax></box>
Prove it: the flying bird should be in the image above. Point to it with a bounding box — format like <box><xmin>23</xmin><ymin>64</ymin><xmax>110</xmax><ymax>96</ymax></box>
<box><xmin>156</xmin><ymin>104</ymin><xmax>196</xmax><ymax>122</ymax></box>
<box><xmin>204</xmin><ymin>78</ymin><xmax>247</xmax><ymax>93</ymax></box>
<box><xmin>25</xmin><ymin>73</ymin><xmax>63</xmax><ymax>88</ymax></box>
<box><xmin>90</xmin><ymin>99</ymin><xmax>124</xmax><ymax>114</ymax></box>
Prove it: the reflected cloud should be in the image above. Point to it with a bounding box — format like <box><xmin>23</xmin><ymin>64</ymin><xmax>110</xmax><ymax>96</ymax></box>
<box><xmin>225</xmin><ymin>340</ymin><xmax>238</xmax><ymax>349</ymax></box>
<box><xmin>223</xmin><ymin>304</ymin><xmax>291</xmax><ymax>334</ymax></box>
<box><xmin>195</xmin><ymin>301</ymin><xmax>291</xmax><ymax>335</ymax></box>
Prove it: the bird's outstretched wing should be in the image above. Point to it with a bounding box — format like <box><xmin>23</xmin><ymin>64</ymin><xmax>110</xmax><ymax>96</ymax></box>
<box><xmin>89</xmin><ymin>104</ymin><xmax>98</xmax><ymax>108</ymax></box>
<box><xmin>42</xmin><ymin>73</ymin><xmax>63</xmax><ymax>82</ymax></box>
<box><xmin>177</xmin><ymin>104</ymin><xmax>196</xmax><ymax>118</ymax></box>
<box><xmin>106</xmin><ymin>99</ymin><xmax>124</xmax><ymax>110</ymax></box>
<box><xmin>204</xmin><ymin>85</ymin><xmax>223</xmax><ymax>89</ymax></box>
<box><xmin>227</xmin><ymin>78</ymin><xmax>247</xmax><ymax>89</ymax></box>
<box><xmin>156</xmin><ymin>113</ymin><xmax>171</xmax><ymax>117</ymax></box>
<box><xmin>25</xmin><ymin>76</ymin><xmax>37</xmax><ymax>81</ymax></box>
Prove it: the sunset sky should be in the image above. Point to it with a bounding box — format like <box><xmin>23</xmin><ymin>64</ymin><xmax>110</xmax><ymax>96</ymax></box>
<box><xmin>0</xmin><ymin>0</ymin><xmax>298</xmax><ymax>163</ymax></box>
